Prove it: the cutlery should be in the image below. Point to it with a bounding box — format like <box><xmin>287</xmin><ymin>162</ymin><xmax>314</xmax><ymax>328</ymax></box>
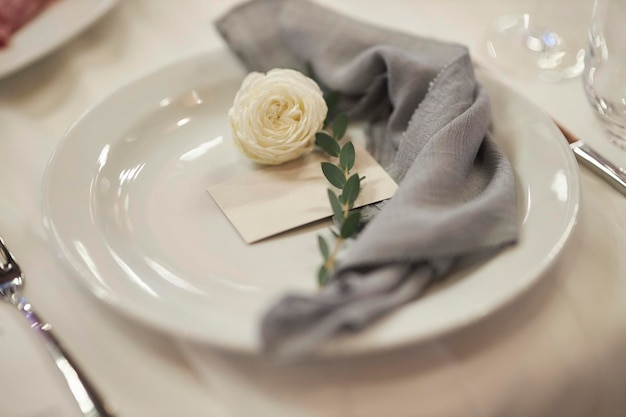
<box><xmin>0</xmin><ymin>236</ymin><xmax>114</xmax><ymax>417</ymax></box>
<box><xmin>473</xmin><ymin>59</ymin><xmax>626</xmax><ymax>196</ymax></box>
<box><xmin>556</xmin><ymin>123</ymin><xmax>626</xmax><ymax>197</ymax></box>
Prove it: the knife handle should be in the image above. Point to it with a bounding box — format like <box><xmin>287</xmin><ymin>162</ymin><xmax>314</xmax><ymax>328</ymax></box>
<box><xmin>570</xmin><ymin>141</ymin><xmax>626</xmax><ymax>196</ymax></box>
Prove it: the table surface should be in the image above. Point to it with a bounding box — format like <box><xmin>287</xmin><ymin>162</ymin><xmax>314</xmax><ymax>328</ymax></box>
<box><xmin>2</xmin><ymin>1</ymin><xmax>625</xmax><ymax>416</ymax></box>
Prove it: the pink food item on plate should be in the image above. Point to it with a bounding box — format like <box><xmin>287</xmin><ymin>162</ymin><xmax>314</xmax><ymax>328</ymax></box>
<box><xmin>0</xmin><ymin>0</ymin><xmax>57</xmax><ymax>48</ymax></box>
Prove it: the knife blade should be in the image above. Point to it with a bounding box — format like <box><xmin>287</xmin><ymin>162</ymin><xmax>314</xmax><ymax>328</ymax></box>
<box><xmin>555</xmin><ymin>122</ymin><xmax>626</xmax><ymax>196</ymax></box>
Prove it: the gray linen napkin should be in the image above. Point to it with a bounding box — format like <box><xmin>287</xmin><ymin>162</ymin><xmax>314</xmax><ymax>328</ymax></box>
<box><xmin>217</xmin><ymin>0</ymin><xmax>518</xmax><ymax>359</ymax></box>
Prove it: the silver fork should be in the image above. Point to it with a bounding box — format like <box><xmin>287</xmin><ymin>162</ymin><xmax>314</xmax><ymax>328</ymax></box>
<box><xmin>0</xmin><ymin>236</ymin><xmax>114</xmax><ymax>417</ymax></box>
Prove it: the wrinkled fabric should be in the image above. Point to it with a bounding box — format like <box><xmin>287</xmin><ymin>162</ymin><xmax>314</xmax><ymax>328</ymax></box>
<box><xmin>217</xmin><ymin>0</ymin><xmax>518</xmax><ymax>359</ymax></box>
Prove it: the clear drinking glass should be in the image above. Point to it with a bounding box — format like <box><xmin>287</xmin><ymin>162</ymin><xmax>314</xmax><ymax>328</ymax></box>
<box><xmin>584</xmin><ymin>0</ymin><xmax>626</xmax><ymax>143</ymax></box>
<box><xmin>484</xmin><ymin>1</ymin><xmax>590</xmax><ymax>82</ymax></box>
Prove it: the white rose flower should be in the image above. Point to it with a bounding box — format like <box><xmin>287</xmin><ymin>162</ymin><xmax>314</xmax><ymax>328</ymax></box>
<box><xmin>228</xmin><ymin>68</ymin><xmax>328</xmax><ymax>165</ymax></box>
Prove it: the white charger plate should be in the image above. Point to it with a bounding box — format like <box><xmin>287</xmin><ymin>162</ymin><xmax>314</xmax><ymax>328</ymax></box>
<box><xmin>0</xmin><ymin>0</ymin><xmax>118</xmax><ymax>79</ymax></box>
<box><xmin>42</xmin><ymin>49</ymin><xmax>580</xmax><ymax>354</ymax></box>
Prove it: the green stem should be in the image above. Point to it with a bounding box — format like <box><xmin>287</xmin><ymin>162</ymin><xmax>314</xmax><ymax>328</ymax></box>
<box><xmin>324</xmin><ymin>236</ymin><xmax>344</xmax><ymax>272</ymax></box>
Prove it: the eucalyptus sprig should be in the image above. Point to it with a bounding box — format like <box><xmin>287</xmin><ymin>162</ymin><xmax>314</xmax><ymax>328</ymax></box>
<box><xmin>315</xmin><ymin>92</ymin><xmax>363</xmax><ymax>287</ymax></box>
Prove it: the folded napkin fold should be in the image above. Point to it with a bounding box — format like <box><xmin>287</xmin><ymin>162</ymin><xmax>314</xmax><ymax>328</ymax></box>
<box><xmin>217</xmin><ymin>0</ymin><xmax>518</xmax><ymax>359</ymax></box>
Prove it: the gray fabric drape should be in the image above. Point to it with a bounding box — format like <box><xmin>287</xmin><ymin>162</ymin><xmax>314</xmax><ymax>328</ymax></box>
<box><xmin>217</xmin><ymin>0</ymin><xmax>518</xmax><ymax>359</ymax></box>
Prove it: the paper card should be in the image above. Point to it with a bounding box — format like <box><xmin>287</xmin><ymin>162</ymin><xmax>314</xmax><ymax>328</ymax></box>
<box><xmin>207</xmin><ymin>144</ymin><xmax>398</xmax><ymax>243</ymax></box>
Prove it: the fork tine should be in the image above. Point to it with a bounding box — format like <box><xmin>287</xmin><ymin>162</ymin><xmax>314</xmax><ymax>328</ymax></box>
<box><xmin>0</xmin><ymin>236</ymin><xmax>10</xmax><ymax>270</ymax></box>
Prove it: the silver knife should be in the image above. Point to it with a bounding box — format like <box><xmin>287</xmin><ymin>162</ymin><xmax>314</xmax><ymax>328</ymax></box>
<box><xmin>556</xmin><ymin>122</ymin><xmax>626</xmax><ymax>197</ymax></box>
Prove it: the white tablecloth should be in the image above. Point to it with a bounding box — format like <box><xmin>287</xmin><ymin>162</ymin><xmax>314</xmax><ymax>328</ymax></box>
<box><xmin>2</xmin><ymin>1</ymin><xmax>625</xmax><ymax>416</ymax></box>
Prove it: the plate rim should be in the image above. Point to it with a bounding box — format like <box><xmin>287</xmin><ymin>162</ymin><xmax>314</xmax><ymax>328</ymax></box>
<box><xmin>42</xmin><ymin>49</ymin><xmax>581</xmax><ymax>355</ymax></box>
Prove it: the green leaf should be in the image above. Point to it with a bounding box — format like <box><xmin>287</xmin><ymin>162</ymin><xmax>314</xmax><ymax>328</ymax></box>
<box><xmin>324</xmin><ymin>91</ymin><xmax>340</xmax><ymax>113</ymax></box>
<box><xmin>341</xmin><ymin>174</ymin><xmax>361</xmax><ymax>207</ymax></box>
<box><xmin>332</xmin><ymin>113</ymin><xmax>349</xmax><ymax>140</ymax></box>
<box><xmin>339</xmin><ymin>141</ymin><xmax>355</xmax><ymax>172</ymax></box>
<box><xmin>321</xmin><ymin>162</ymin><xmax>346</xmax><ymax>189</ymax></box>
<box><xmin>315</xmin><ymin>132</ymin><xmax>340</xmax><ymax>157</ymax></box>
<box><xmin>341</xmin><ymin>211</ymin><xmax>361</xmax><ymax>238</ymax></box>
<box><xmin>327</xmin><ymin>189</ymin><xmax>344</xmax><ymax>222</ymax></box>
<box><xmin>317</xmin><ymin>265</ymin><xmax>330</xmax><ymax>287</ymax></box>
<box><xmin>304</xmin><ymin>61</ymin><xmax>315</xmax><ymax>78</ymax></box>
<box><xmin>317</xmin><ymin>235</ymin><xmax>330</xmax><ymax>260</ymax></box>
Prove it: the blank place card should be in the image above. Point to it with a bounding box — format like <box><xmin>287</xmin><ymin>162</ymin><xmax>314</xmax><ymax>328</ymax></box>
<box><xmin>207</xmin><ymin>144</ymin><xmax>398</xmax><ymax>243</ymax></box>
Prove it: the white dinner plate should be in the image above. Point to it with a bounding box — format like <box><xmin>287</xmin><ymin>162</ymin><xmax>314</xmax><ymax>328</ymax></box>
<box><xmin>42</xmin><ymin>49</ymin><xmax>580</xmax><ymax>354</ymax></box>
<box><xmin>0</xmin><ymin>0</ymin><xmax>118</xmax><ymax>79</ymax></box>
